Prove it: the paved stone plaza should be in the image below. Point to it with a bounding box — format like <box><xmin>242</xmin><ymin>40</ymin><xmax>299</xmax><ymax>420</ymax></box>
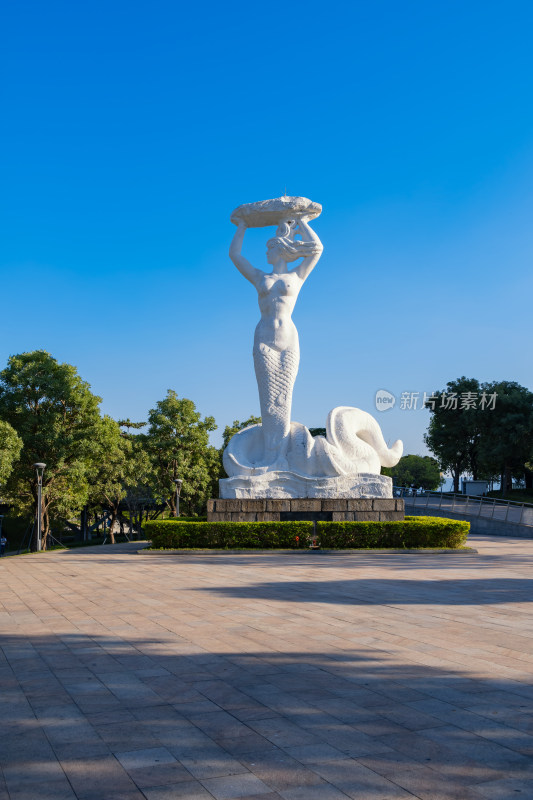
<box><xmin>1</xmin><ymin>535</ymin><xmax>533</xmax><ymax>800</ymax></box>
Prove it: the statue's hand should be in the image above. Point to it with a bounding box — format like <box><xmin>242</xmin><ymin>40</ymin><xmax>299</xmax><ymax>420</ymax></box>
<box><xmin>281</xmin><ymin>218</ymin><xmax>298</xmax><ymax>230</ymax></box>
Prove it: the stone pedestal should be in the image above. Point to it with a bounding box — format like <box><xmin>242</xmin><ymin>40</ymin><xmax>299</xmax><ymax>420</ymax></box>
<box><xmin>207</xmin><ymin>498</ymin><xmax>405</xmax><ymax>522</ymax></box>
<box><xmin>219</xmin><ymin>472</ymin><xmax>393</xmax><ymax>499</ymax></box>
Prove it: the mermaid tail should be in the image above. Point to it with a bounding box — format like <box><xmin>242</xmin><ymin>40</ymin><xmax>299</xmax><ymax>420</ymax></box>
<box><xmin>223</xmin><ymin>405</ymin><xmax>403</xmax><ymax>477</ymax></box>
<box><xmin>325</xmin><ymin>407</ymin><xmax>403</xmax><ymax>472</ymax></box>
<box><xmin>253</xmin><ymin>342</ymin><xmax>299</xmax><ymax>456</ymax></box>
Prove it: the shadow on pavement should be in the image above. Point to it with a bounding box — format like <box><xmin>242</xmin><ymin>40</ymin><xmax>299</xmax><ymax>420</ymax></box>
<box><xmin>1</xmin><ymin>631</ymin><xmax>533</xmax><ymax>799</ymax></box>
<box><xmin>194</xmin><ymin>576</ymin><xmax>533</xmax><ymax>606</ymax></box>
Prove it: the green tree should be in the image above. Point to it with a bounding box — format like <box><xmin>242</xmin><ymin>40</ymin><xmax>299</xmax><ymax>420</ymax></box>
<box><xmin>0</xmin><ymin>351</ymin><xmax>102</xmax><ymax>549</ymax></box>
<box><xmin>121</xmin><ymin>440</ymin><xmax>157</xmax><ymax>535</ymax></box>
<box><xmin>477</xmin><ymin>381</ymin><xmax>533</xmax><ymax>495</ymax></box>
<box><xmin>0</xmin><ymin>420</ymin><xmax>22</xmax><ymax>485</ymax></box>
<box><xmin>382</xmin><ymin>454</ymin><xmax>443</xmax><ymax>490</ymax></box>
<box><xmin>87</xmin><ymin>416</ymin><xmax>130</xmax><ymax>544</ymax></box>
<box><xmin>205</xmin><ymin>443</ymin><xmax>225</xmax><ymax>504</ymax></box>
<box><xmin>424</xmin><ymin>377</ymin><xmax>482</xmax><ymax>492</ymax></box>
<box><xmin>309</xmin><ymin>427</ymin><xmax>326</xmax><ymax>438</ymax></box>
<box><xmin>145</xmin><ymin>390</ymin><xmax>217</xmax><ymax>516</ymax></box>
<box><xmin>118</xmin><ymin>419</ymin><xmax>146</xmax><ymax>435</ymax></box>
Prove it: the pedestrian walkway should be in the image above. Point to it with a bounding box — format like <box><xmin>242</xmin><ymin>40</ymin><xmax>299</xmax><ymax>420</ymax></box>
<box><xmin>1</xmin><ymin>535</ymin><xmax>533</xmax><ymax>799</ymax></box>
<box><xmin>406</xmin><ymin>493</ymin><xmax>533</xmax><ymax>527</ymax></box>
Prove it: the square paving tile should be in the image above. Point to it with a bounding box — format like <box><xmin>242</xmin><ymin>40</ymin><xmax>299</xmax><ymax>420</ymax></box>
<box><xmin>114</xmin><ymin>746</ymin><xmax>177</xmax><ymax>770</ymax></box>
<box><xmin>142</xmin><ymin>782</ymin><xmax>215</xmax><ymax>799</ymax></box>
<box><xmin>200</xmin><ymin>772</ymin><xmax>273</xmax><ymax>798</ymax></box>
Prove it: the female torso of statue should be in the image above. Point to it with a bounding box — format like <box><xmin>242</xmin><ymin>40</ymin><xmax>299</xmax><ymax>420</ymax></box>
<box><xmin>229</xmin><ymin>216</ymin><xmax>323</xmax><ymax>465</ymax></box>
<box><xmin>255</xmin><ymin>270</ymin><xmax>302</xmax><ymax>352</ymax></box>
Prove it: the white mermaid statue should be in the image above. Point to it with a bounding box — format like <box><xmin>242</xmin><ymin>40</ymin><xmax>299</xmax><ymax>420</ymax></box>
<box><xmin>221</xmin><ymin>196</ymin><xmax>402</xmax><ymax>499</ymax></box>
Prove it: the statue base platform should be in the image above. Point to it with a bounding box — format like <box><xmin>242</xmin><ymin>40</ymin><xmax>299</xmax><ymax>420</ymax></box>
<box><xmin>208</xmin><ymin>497</ymin><xmax>404</xmax><ymax>522</ymax></box>
<box><xmin>219</xmin><ymin>472</ymin><xmax>393</xmax><ymax>500</ymax></box>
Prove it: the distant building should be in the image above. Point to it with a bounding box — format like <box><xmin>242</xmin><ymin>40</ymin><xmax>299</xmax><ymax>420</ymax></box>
<box><xmin>462</xmin><ymin>480</ymin><xmax>488</xmax><ymax>496</ymax></box>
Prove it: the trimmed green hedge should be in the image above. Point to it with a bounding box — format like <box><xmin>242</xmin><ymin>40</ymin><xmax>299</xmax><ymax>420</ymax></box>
<box><xmin>143</xmin><ymin>516</ymin><xmax>469</xmax><ymax>550</ymax></box>
<box><xmin>318</xmin><ymin>517</ymin><xmax>469</xmax><ymax>549</ymax></box>
<box><xmin>144</xmin><ymin>520</ymin><xmax>312</xmax><ymax>549</ymax></box>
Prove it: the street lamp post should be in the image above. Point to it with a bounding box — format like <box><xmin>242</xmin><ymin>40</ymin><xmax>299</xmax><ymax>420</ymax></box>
<box><xmin>34</xmin><ymin>463</ymin><xmax>46</xmax><ymax>551</ymax></box>
<box><xmin>173</xmin><ymin>478</ymin><xmax>183</xmax><ymax>518</ymax></box>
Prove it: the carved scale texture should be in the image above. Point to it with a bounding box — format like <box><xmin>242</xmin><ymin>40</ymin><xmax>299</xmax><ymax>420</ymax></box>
<box><xmin>253</xmin><ymin>343</ymin><xmax>299</xmax><ymax>441</ymax></box>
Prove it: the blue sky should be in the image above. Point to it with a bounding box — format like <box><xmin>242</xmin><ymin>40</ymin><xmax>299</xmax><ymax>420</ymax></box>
<box><xmin>1</xmin><ymin>0</ymin><xmax>533</xmax><ymax>456</ymax></box>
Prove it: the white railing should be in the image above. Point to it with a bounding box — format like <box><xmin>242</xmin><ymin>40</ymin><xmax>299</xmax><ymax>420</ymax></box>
<box><xmin>394</xmin><ymin>486</ymin><xmax>533</xmax><ymax>528</ymax></box>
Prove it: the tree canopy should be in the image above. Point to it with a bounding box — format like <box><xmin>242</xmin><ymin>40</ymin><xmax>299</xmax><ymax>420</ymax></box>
<box><xmin>0</xmin><ymin>353</ymin><xmax>225</xmax><ymax>542</ymax></box>
<box><xmin>145</xmin><ymin>390</ymin><xmax>218</xmax><ymax>516</ymax></box>
<box><xmin>477</xmin><ymin>381</ymin><xmax>533</xmax><ymax>494</ymax></box>
<box><xmin>87</xmin><ymin>415</ymin><xmax>131</xmax><ymax>544</ymax></box>
<box><xmin>382</xmin><ymin>454</ymin><xmax>442</xmax><ymax>490</ymax></box>
<box><xmin>0</xmin><ymin>420</ymin><xmax>22</xmax><ymax>486</ymax></box>
<box><xmin>424</xmin><ymin>377</ymin><xmax>484</xmax><ymax>492</ymax></box>
<box><xmin>0</xmin><ymin>351</ymin><xmax>103</xmax><ymax>546</ymax></box>
<box><xmin>424</xmin><ymin>376</ymin><xmax>533</xmax><ymax>494</ymax></box>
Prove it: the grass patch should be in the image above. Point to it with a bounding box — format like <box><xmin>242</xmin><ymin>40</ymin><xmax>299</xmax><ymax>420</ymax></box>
<box><xmin>486</xmin><ymin>489</ymin><xmax>533</xmax><ymax>505</ymax></box>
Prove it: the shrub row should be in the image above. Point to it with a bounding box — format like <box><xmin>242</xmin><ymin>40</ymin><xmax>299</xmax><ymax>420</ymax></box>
<box><xmin>143</xmin><ymin>516</ymin><xmax>469</xmax><ymax>550</ymax></box>
<box><xmin>144</xmin><ymin>520</ymin><xmax>311</xmax><ymax>549</ymax></box>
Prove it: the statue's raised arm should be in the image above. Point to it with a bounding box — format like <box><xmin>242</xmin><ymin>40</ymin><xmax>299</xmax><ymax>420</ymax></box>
<box><xmin>286</xmin><ymin>217</ymin><xmax>323</xmax><ymax>282</ymax></box>
<box><xmin>229</xmin><ymin>221</ymin><xmax>264</xmax><ymax>287</ymax></box>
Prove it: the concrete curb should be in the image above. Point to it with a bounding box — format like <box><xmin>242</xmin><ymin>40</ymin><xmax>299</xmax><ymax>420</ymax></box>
<box><xmin>137</xmin><ymin>547</ymin><xmax>478</xmax><ymax>555</ymax></box>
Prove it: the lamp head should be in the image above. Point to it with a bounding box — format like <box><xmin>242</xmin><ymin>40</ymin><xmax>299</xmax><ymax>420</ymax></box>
<box><xmin>34</xmin><ymin>462</ymin><xmax>46</xmax><ymax>478</ymax></box>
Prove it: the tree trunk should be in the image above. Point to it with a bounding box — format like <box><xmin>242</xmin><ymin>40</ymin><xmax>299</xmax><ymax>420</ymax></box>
<box><xmin>108</xmin><ymin>511</ymin><xmax>117</xmax><ymax>544</ymax></box>
<box><xmin>81</xmin><ymin>506</ymin><xmax>88</xmax><ymax>541</ymax></box>
<box><xmin>525</xmin><ymin>469</ymin><xmax>533</xmax><ymax>489</ymax></box>
<box><xmin>42</xmin><ymin>509</ymin><xmax>50</xmax><ymax>550</ymax></box>
<box><xmin>453</xmin><ymin>469</ymin><xmax>460</xmax><ymax>493</ymax></box>
<box><xmin>30</xmin><ymin>486</ymin><xmax>39</xmax><ymax>552</ymax></box>
<box><xmin>30</xmin><ymin>516</ymin><xmax>39</xmax><ymax>552</ymax></box>
<box><xmin>504</xmin><ymin>465</ymin><xmax>513</xmax><ymax>495</ymax></box>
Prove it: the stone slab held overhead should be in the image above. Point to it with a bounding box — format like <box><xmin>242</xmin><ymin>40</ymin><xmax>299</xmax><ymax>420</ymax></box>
<box><xmin>230</xmin><ymin>195</ymin><xmax>322</xmax><ymax>228</ymax></box>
